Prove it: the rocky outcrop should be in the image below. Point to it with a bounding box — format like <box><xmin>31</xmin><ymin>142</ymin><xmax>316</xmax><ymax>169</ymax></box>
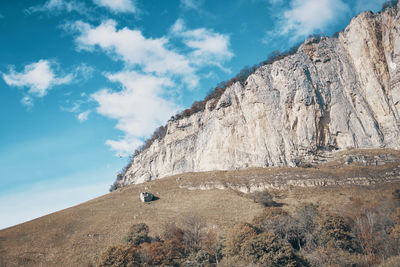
<box><xmin>176</xmin><ymin>149</ymin><xmax>400</xmax><ymax>193</ymax></box>
<box><xmin>121</xmin><ymin>4</ymin><xmax>400</xmax><ymax>186</ymax></box>
<box><xmin>140</xmin><ymin>192</ymin><xmax>154</xmax><ymax>202</ymax></box>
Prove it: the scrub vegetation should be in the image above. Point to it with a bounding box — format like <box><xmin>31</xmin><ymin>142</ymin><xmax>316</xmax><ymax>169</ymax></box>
<box><xmin>99</xmin><ymin>188</ymin><xmax>400</xmax><ymax>266</ymax></box>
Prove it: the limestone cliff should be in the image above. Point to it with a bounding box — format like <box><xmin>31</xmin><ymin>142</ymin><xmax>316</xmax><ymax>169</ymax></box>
<box><xmin>120</xmin><ymin>4</ymin><xmax>400</xmax><ymax>186</ymax></box>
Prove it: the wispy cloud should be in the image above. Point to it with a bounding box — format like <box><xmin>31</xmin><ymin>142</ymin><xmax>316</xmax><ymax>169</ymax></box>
<box><xmin>77</xmin><ymin>110</ymin><xmax>90</xmax><ymax>122</ymax></box>
<box><xmin>73</xmin><ymin>63</ymin><xmax>95</xmax><ymax>81</ymax></box>
<box><xmin>93</xmin><ymin>0</ymin><xmax>138</xmax><ymax>14</ymax></box>
<box><xmin>267</xmin><ymin>0</ymin><xmax>284</xmax><ymax>4</ymax></box>
<box><xmin>179</xmin><ymin>0</ymin><xmax>216</xmax><ymax>19</ymax></box>
<box><xmin>21</xmin><ymin>95</ymin><xmax>34</xmax><ymax>108</ymax></box>
<box><xmin>171</xmin><ymin>19</ymin><xmax>233</xmax><ymax>72</ymax></box>
<box><xmin>2</xmin><ymin>60</ymin><xmax>72</xmax><ymax>106</ymax></box>
<box><xmin>265</xmin><ymin>0</ymin><xmax>350</xmax><ymax>42</ymax></box>
<box><xmin>26</xmin><ymin>0</ymin><xmax>89</xmax><ymax>15</ymax></box>
<box><xmin>180</xmin><ymin>0</ymin><xmax>203</xmax><ymax>10</ymax></box>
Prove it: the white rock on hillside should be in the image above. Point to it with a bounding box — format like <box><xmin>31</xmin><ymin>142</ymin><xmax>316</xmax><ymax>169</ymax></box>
<box><xmin>121</xmin><ymin>4</ymin><xmax>400</xmax><ymax>186</ymax></box>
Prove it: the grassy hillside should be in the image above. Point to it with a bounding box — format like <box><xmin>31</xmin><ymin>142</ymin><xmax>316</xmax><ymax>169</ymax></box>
<box><xmin>1</xmin><ymin>149</ymin><xmax>400</xmax><ymax>266</ymax></box>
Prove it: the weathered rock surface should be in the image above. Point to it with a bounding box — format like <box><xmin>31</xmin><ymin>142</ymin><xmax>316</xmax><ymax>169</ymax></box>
<box><xmin>121</xmin><ymin>4</ymin><xmax>400</xmax><ymax>186</ymax></box>
<box><xmin>140</xmin><ymin>192</ymin><xmax>154</xmax><ymax>202</ymax></box>
<box><xmin>176</xmin><ymin>149</ymin><xmax>400</xmax><ymax>193</ymax></box>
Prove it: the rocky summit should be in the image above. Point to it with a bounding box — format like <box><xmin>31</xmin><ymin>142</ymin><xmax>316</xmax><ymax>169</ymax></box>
<box><xmin>120</xmin><ymin>3</ymin><xmax>400</xmax><ymax>186</ymax></box>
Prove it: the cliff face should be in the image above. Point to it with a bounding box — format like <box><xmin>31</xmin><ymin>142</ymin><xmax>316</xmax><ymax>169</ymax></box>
<box><xmin>121</xmin><ymin>4</ymin><xmax>400</xmax><ymax>186</ymax></box>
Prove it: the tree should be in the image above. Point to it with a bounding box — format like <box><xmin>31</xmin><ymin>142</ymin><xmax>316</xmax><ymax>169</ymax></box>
<box><xmin>241</xmin><ymin>231</ymin><xmax>303</xmax><ymax>266</ymax></box>
<box><xmin>317</xmin><ymin>214</ymin><xmax>354</xmax><ymax>251</ymax></box>
<box><xmin>125</xmin><ymin>223</ymin><xmax>150</xmax><ymax>246</ymax></box>
<box><xmin>98</xmin><ymin>244</ymin><xmax>141</xmax><ymax>267</ymax></box>
<box><xmin>225</xmin><ymin>223</ymin><xmax>258</xmax><ymax>256</ymax></box>
<box><xmin>202</xmin><ymin>230</ymin><xmax>223</xmax><ymax>264</ymax></box>
<box><xmin>182</xmin><ymin>214</ymin><xmax>207</xmax><ymax>253</ymax></box>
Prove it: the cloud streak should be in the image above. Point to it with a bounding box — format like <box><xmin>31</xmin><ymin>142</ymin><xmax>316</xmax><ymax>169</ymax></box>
<box><xmin>266</xmin><ymin>0</ymin><xmax>350</xmax><ymax>41</ymax></box>
<box><xmin>26</xmin><ymin>0</ymin><xmax>89</xmax><ymax>15</ymax></box>
<box><xmin>93</xmin><ymin>0</ymin><xmax>138</xmax><ymax>13</ymax></box>
<box><xmin>171</xmin><ymin>19</ymin><xmax>233</xmax><ymax>71</ymax></box>
<box><xmin>180</xmin><ymin>0</ymin><xmax>203</xmax><ymax>10</ymax></box>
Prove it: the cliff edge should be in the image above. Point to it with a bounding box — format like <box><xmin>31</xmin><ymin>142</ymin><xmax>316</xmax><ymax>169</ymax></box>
<box><xmin>120</xmin><ymin>3</ymin><xmax>400</xmax><ymax>186</ymax></box>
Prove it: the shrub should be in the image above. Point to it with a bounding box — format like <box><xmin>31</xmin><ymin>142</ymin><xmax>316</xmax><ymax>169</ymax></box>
<box><xmin>202</xmin><ymin>230</ymin><xmax>223</xmax><ymax>264</ymax></box>
<box><xmin>317</xmin><ymin>214</ymin><xmax>354</xmax><ymax>251</ymax></box>
<box><xmin>139</xmin><ymin>241</ymin><xmax>173</xmax><ymax>266</ymax></box>
<box><xmin>241</xmin><ymin>231</ymin><xmax>303</xmax><ymax>266</ymax></box>
<box><xmin>183</xmin><ymin>250</ymin><xmax>213</xmax><ymax>267</ymax></box>
<box><xmin>225</xmin><ymin>223</ymin><xmax>259</xmax><ymax>256</ymax></box>
<box><xmin>252</xmin><ymin>207</ymin><xmax>288</xmax><ymax>227</ymax></box>
<box><xmin>182</xmin><ymin>214</ymin><xmax>208</xmax><ymax>253</ymax></box>
<box><xmin>380</xmin><ymin>255</ymin><xmax>400</xmax><ymax>267</ymax></box>
<box><xmin>162</xmin><ymin>223</ymin><xmax>187</xmax><ymax>262</ymax></box>
<box><xmin>125</xmin><ymin>223</ymin><xmax>150</xmax><ymax>246</ymax></box>
<box><xmin>250</xmin><ymin>190</ymin><xmax>276</xmax><ymax>207</ymax></box>
<box><xmin>219</xmin><ymin>257</ymin><xmax>259</xmax><ymax>267</ymax></box>
<box><xmin>390</xmin><ymin>208</ymin><xmax>400</xmax><ymax>240</ymax></box>
<box><xmin>98</xmin><ymin>244</ymin><xmax>141</xmax><ymax>267</ymax></box>
<box><xmin>305</xmin><ymin>247</ymin><xmax>366</xmax><ymax>267</ymax></box>
<box><xmin>392</xmin><ymin>188</ymin><xmax>400</xmax><ymax>201</ymax></box>
<box><xmin>109</xmin><ymin>181</ymin><xmax>120</xmax><ymax>192</ymax></box>
<box><xmin>296</xmin><ymin>204</ymin><xmax>319</xmax><ymax>233</ymax></box>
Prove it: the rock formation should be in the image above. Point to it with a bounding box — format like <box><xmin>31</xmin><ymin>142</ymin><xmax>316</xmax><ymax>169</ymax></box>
<box><xmin>119</xmin><ymin>3</ymin><xmax>400</xmax><ymax>186</ymax></box>
<box><xmin>140</xmin><ymin>192</ymin><xmax>154</xmax><ymax>202</ymax></box>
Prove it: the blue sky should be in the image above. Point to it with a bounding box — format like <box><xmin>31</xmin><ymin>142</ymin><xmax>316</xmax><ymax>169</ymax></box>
<box><xmin>0</xmin><ymin>0</ymin><xmax>388</xmax><ymax>229</ymax></box>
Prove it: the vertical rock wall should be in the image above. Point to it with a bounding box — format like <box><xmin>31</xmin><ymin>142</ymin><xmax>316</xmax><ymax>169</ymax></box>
<box><xmin>121</xmin><ymin>5</ymin><xmax>400</xmax><ymax>186</ymax></box>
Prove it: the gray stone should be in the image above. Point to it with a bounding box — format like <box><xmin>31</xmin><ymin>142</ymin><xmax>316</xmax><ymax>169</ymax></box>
<box><xmin>140</xmin><ymin>192</ymin><xmax>154</xmax><ymax>202</ymax></box>
<box><xmin>119</xmin><ymin>6</ymin><xmax>400</xmax><ymax>186</ymax></box>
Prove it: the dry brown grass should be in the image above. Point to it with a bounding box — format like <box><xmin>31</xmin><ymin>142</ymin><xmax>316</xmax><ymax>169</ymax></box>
<box><xmin>0</xmin><ymin>149</ymin><xmax>399</xmax><ymax>266</ymax></box>
<box><xmin>0</xmin><ymin>175</ymin><xmax>264</xmax><ymax>267</ymax></box>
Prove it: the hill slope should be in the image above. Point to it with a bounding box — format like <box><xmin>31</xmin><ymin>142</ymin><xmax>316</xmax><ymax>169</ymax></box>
<box><xmin>1</xmin><ymin>149</ymin><xmax>400</xmax><ymax>266</ymax></box>
<box><xmin>120</xmin><ymin>3</ymin><xmax>400</xmax><ymax>186</ymax></box>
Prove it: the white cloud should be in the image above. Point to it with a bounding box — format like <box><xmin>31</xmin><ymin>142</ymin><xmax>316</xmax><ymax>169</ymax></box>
<box><xmin>71</xmin><ymin>20</ymin><xmax>195</xmax><ymax>79</ymax></box>
<box><xmin>180</xmin><ymin>0</ymin><xmax>202</xmax><ymax>10</ymax></box>
<box><xmin>91</xmin><ymin>71</ymin><xmax>179</xmax><ymax>156</ymax></box>
<box><xmin>105</xmin><ymin>138</ymin><xmax>142</xmax><ymax>157</ymax></box>
<box><xmin>26</xmin><ymin>0</ymin><xmax>88</xmax><ymax>15</ymax></box>
<box><xmin>93</xmin><ymin>0</ymin><xmax>137</xmax><ymax>13</ymax></box>
<box><xmin>2</xmin><ymin>60</ymin><xmax>72</xmax><ymax>100</ymax></box>
<box><xmin>67</xmin><ymin>19</ymin><xmax>233</xmax><ymax>155</ymax></box>
<box><xmin>267</xmin><ymin>0</ymin><xmax>350</xmax><ymax>40</ymax></box>
<box><xmin>77</xmin><ymin>110</ymin><xmax>90</xmax><ymax>122</ymax></box>
<box><xmin>171</xmin><ymin>19</ymin><xmax>233</xmax><ymax>70</ymax></box>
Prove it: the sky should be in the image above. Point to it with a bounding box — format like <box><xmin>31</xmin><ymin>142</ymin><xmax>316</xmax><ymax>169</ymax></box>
<box><xmin>0</xmin><ymin>0</ymin><xmax>388</xmax><ymax>229</ymax></box>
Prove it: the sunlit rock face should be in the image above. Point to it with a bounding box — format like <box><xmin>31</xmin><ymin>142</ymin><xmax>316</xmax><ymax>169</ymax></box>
<box><xmin>121</xmin><ymin>4</ymin><xmax>400</xmax><ymax>186</ymax></box>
